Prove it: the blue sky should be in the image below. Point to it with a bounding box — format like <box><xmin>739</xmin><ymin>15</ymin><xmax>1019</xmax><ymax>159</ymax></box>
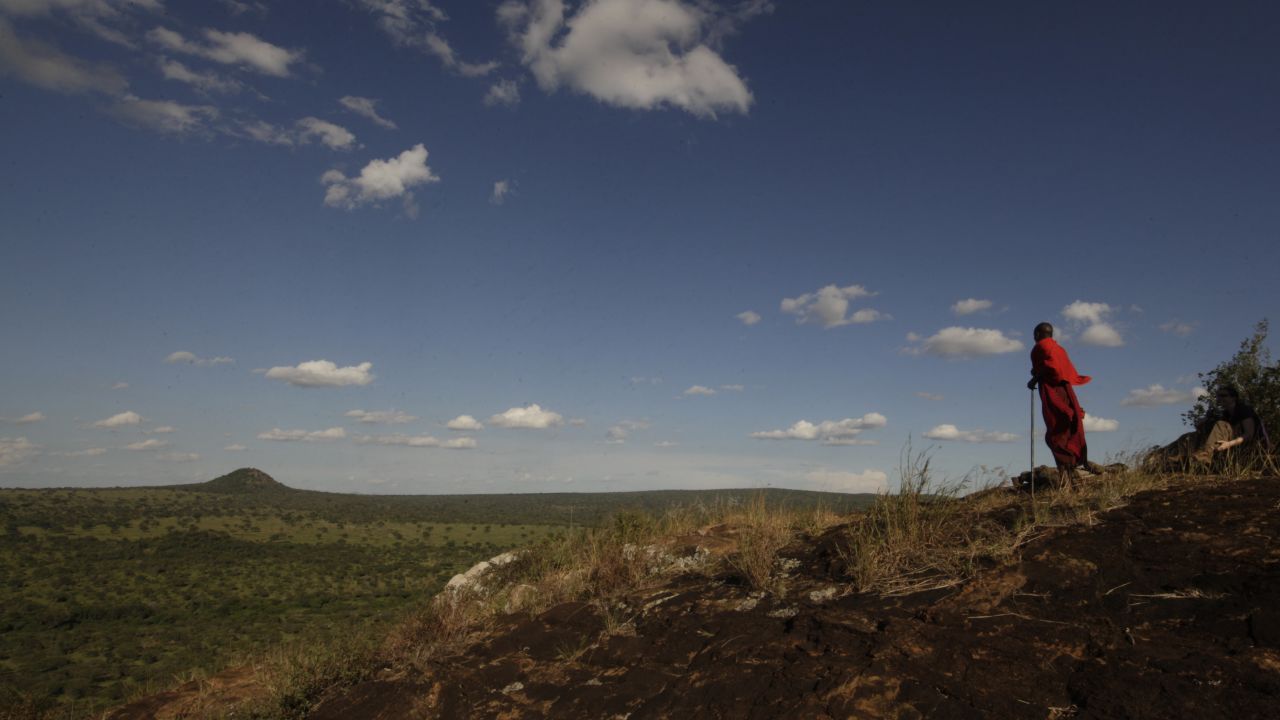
<box><xmin>2</xmin><ymin>0</ymin><xmax>1277</xmax><ymax>494</ymax></box>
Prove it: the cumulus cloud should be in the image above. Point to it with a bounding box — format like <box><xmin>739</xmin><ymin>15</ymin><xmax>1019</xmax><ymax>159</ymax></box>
<box><xmin>321</xmin><ymin>144</ymin><xmax>439</xmax><ymax>212</ymax></box>
<box><xmin>0</xmin><ymin>19</ymin><xmax>129</xmax><ymax>94</ymax></box>
<box><xmin>805</xmin><ymin>468</ymin><xmax>888</xmax><ymax>494</ymax></box>
<box><xmin>159</xmin><ymin>452</ymin><xmax>199</xmax><ymax>462</ymax></box>
<box><xmin>489</xmin><ymin>404</ymin><xmax>564</xmax><ymax>429</ymax></box>
<box><xmin>751</xmin><ymin>413</ymin><xmax>887</xmax><ymax>445</ymax></box>
<box><xmin>264</xmin><ymin>360</ymin><xmax>374</xmax><ymax>387</ymax></box>
<box><xmin>1121</xmin><ymin>384</ymin><xmax>1207</xmax><ymax>407</ymax></box>
<box><xmin>258</xmin><ymin>427</ymin><xmax>346</xmax><ymax>442</ymax></box>
<box><xmin>1062</xmin><ymin>301</ymin><xmax>1124</xmax><ymax>347</ymax></box>
<box><xmin>446</xmin><ymin>415</ymin><xmax>484</xmax><ymax>431</ymax></box>
<box><xmin>224</xmin><ymin>443</ymin><xmax>247</xmax><ymax>451</ymax></box>
<box><xmin>355</xmin><ymin>433</ymin><xmax>475</xmax><ymax>449</ymax></box>
<box><xmin>498</xmin><ymin>0</ymin><xmax>755</xmax><ymax>118</ymax></box>
<box><xmin>484</xmin><ymin>78</ymin><xmax>520</xmax><ymax>106</ymax></box>
<box><xmin>233</xmin><ymin>117</ymin><xmax>358</xmax><ymax>150</ymax></box>
<box><xmin>124</xmin><ymin>438</ymin><xmax>168</xmax><ymax>451</ymax></box>
<box><xmin>93</xmin><ymin>411</ymin><xmax>142</xmax><ymax>428</ymax></box>
<box><xmin>683</xmin><ymin>385</ymin><xmax>716</xmax><ymax>396</ymax></box>
<box><xmin>951</xmin><ymin>298</ymin><xmax>992</xmax><ymax>316</ymax></box>
<box><xmin>109</xmin><ymin>95</ymin><xmax>219</xmax><ymax>134</ymax></box>
<box><xmin>922</xmin><ymin>424</ymin><xmax>1018</xmax><ymax>443</ymax></box>
<box><xmin>11</xmin><ymin>412</ymin><xmax>45</xmax><ymax>424</ymax></box>
<box><xmin>345</xmin><ymin>409</ymin><xmax>416</xmax><ymax>424</ymax></box>
<box><xmin>147</xmin><ymin>26</ymin><xmax>303</xmax><ymax>77</ymax></box>
<box><xmin>165</xmin><ymin>350</ymin><xmax>235</xmax><ymax>366</ymax></box>
<box><xmin>112</xmin><ymin>381</ymin><xmax>129</xmax><ymax>390</ymax></box>
<box><xmin>0</xmin><ymin>0</ymin><xmax>162</xmax><ymax>46</ymax></box>
<box><xmin>781</xmin><ymin>284</ymin><xmax>883</xmax><ymax>328</ymax></box>
<box><xmin>1082</xmin><ymin>415</ymin><xmax>1119</xmax><ymax>432</ymax></box>
<box><xmin>0</xmin><ymin>437</ymin><xmax>38</xmax><ymax>467</ymax></box>
<box><xmin>736</xmin><ymin>310</ymin><xmax>760</xmax><ymax>326</ymax></box>
<box><xmin>906</xmin><ymin>327</ymin><xmax>1024</xmax><ymax>358</ymax></box>
<box><xmin>491</xmin><ymin>179</ymin><xmax>511</xmax><ymax>204</ymax></box>
<box><xmin>1160</xmin><ymin>320</ymin><xmax>1196</xmax><ymax>337</ymax></box>
<box><xmin>158</xmin><ymin>58</ymin><xmax>242</xmax><ymax>94</ymax></box>
<box><xmin>339</xmin><ymin>95</ymin><xmax>397</xmax><ymax>129</ymax></box>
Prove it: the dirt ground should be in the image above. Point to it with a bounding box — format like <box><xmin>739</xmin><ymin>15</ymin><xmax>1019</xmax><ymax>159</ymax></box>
<box><xmin>306</xmin><ymin>475</ymin><xmax>1280</xmax><ymax>719</ymax></box>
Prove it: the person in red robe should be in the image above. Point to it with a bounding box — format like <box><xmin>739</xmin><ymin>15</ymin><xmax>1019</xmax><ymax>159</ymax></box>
<box><xmin>1027</xmin><ymin>322</ymin><xmax>1091</xmax><ymax>486</ymax></box>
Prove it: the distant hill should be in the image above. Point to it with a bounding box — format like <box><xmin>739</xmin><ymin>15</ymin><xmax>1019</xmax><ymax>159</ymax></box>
<box><xmin>166</xmin><ymin>468</ymin><xmax>294</xmax><ymax>495</ymax></box>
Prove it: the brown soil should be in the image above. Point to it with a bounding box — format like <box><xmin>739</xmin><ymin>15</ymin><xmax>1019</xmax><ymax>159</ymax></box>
<box><xmin>110</xmin><ymin>475</ymin><xmax>1280</xmax><ymax>719</ymax></box>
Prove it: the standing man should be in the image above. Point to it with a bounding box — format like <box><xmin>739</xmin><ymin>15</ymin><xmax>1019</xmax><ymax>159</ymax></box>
<box><xmin>1027</xmin><ymin>322</ymin><xmax>1092</xmax><ymax>487</ymax></box>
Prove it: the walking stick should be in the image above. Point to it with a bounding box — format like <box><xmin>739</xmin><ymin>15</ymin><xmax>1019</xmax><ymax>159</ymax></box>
<box><xmin>1030</xmin><ymin>387</ymin><xmax>1036</xmax><ymax>504</ymax></box>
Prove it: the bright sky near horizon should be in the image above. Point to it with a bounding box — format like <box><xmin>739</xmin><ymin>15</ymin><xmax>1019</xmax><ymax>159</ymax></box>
<box><xmin>1</xmin><ymin>0</ymin><xmax>1277</xmax><ymax>494</ymax></box>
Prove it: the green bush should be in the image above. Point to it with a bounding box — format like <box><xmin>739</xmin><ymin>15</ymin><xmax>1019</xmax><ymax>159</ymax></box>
<box><xmin>1183</xmin><ymin>319</ymin><xmax>1279</xmax><ymax>440</ymax></box>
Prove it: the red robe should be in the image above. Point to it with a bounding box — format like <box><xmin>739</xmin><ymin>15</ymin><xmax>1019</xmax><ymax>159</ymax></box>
<box><xmin>1031</xmin><ymin>338</ymin><xmax>1091</xmax><ymax>469</ymax></box>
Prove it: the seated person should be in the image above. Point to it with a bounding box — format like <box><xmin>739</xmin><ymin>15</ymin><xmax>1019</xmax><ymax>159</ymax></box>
<box><xmin>1149</xmin><ymin>385</ymin><xmax>1268</xmax><ymax>469</ymax></box>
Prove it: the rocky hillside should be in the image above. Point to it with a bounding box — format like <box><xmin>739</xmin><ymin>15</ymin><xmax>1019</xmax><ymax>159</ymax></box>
<box><xmin>109</xmin><ymin>473</ymin><xmax>1280</xmax><ymax>719</ymax></box>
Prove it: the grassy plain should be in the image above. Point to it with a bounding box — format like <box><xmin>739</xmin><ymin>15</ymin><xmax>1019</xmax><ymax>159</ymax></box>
<box><xmin>0</xmin><ymin>469</ymin><xmax>872</xmax><ymax>718</ymax></box>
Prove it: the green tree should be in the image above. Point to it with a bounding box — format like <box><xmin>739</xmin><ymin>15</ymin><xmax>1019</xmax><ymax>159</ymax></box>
<box><xmin>1183</xmin><ymin>319</ymin><xmax>1278</xmax><ymax>439</ymax></box>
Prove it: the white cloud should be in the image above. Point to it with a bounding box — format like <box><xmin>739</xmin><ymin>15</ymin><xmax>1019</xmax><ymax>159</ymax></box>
<box><xmin>780</xmin><ymin>284</ymin><xmax>883</xmax><ymax>328</ymax></box>
<box><xmin>446</xmin><ymin>415</ymin><xmax>484</xmax><ymax>431</ymax></box>
<box><xmin>93</xmin><ymin>410</ymin><xmax>142</xmax><ymax>428</ymax></box>
<box><xmin>109</xmin><ymin>95</ymin><xmax>218</xmax><ymax>134</ymax></box>
<box><xmin>355</xmin><ymin>433</ymin><xmax>476</xmax><ymax>449</ymax></box>
<box><xmin>915</xmin><ymin>392</ymin><xmax>944</xmax><ymax>401</ymax></box>
<box><xmin>1160</xmin><ymin>320</ymin><xmax>1196</xmax><ymax>337</ymax></box>
<box><xmin>159</xmin><ymin>452</ymin><xmax>199</xmax><ymax>462</ymax></box>
<box><xmin>908</xmin><ymin>327</ymin><xmax>1024</xmax><ymax>358</ymax></box>
<box><xmin>264</xmin><ymin>360</ymin><xmax>374</xmax><ymax>387</ymax></box>
<box><xmin>1082</xmin><ymin>415</ymin><xmax>1119</xmax><ymax>432</ymax></box>
<box><xmin>356</xmin><ymin>0</ymin><xmax>496</xmax><ymax>76</ymax></box>
<box><xmin>719</xmin><ymin>384</ymin><xmax>744</xmax><ymax>392</ymax></box>
<box><xmin>149</xmin><ymin>426</ymin><xmax>175</xmax><ymax>434</ymax></box>
<box><xmin>111</xmin><ymin>381</ymin><xmax>129</xmax><ymax>390</ymax></box>
<box><xmin>147</xmin><ymin>26</ymin><xmax>303</xmax><ymax>77</ymax></box>
<box><xmin>1080</xmin><ymin>322</ymin><xmax>1124</xmax><ymax>347</ymax></box>
<box><xmin>1061</xmin><ymin>301</ymin><xmax>1124</xmax><ymax>347</ymax></box>
<box><xmin>0</xmin><ymin>437</ymin><xmax>38</xmax><ymax>467</ymax></box>
<box><xmin>751</xmin><ymin>413</ymin><xmax>887</xmax><ymax>444</ymax></box>
<box><xmin>805</xmin><ymin>468</ymin><xmax>888</xmax><ymax>494</ymax></box>
<box><xmin>736</xmin><ymin>310</ymin><xmax>761</xmax><ymax>326</ymax></box>
<box><xmin>605</xmin><ymin>419</ymin><xmax>650</xmax><ymax>444</ymax></box>
<box><xmin>922</xmin><ymin>424</ymin><xmax>1018</xmax><ymax>443</ymax></box>
<box><xmin>1120</xmin><ymin>384</ymin><xmax>1206</xmax><ymax>407</ymax></box>
<box><xmin>62</xmin><ymin>447</ymin><xmax>107</xmax><ymax>457</ymax></box>
<box><xmin>321</xmin><ymin>144</ymin><xmax>440</xmax><ymax>212</ymax></box>
<box><xmin>258</xmin><ymin>427</ymin><xmax>346</xmax><ymax>442</ymax></box>
<box><xmin>296</xmin><ymin>117</ymin><xmax>357</xmax><ymax>150</ymax></box>
<box><xmin>683</xmin><ymin>385</ymin><xmax>716</xmax><ymax>396</ymax></box>
<box><xmin>165</xmin><ymin>350</ymin><xmax>235</xmax><ymax>366</ymax></box>
<box><xmin>484</xmin><ymin>78</ymin><xmax>520</xmax><ymax>106</ymax></box>
<box><xmin>339</xmin><ymin>95</ymin><xmax>397</xmax><ymax>129</ymax></box>
<box><xmin>951</xmin><ymin>298</ymin><xmax>992</xmax><ymax>316</ymax></box>
<box><xmin>345</xmin><ymin>409</ymin><xmax>416</xmax><ymax>424</ymax></box>
<box><xmin>489</xmin><ymin>404</ymin><xmax>564</xmax><ymax>429</ymax></box>
<box><xmin>569</xmin><ymin>418</ymin><xmax>587</xmax><ymax>427</ymax></box>
<box><xmin>13</xmin><ymin>412</ymin><xmax>45</xmax><ymax>424</ymax></box>
<box><xmin>0</xmin><ymin>19</ymin><xmax>129</xmax><ymax>94</ymax></box>
<box><xmin>158</xmin><ymin>58</ymin><xmax>242</xmax><ymax>94</ymax></box>
<box><xmin>491</xmin><ymin>179</ymin><xmax>511</xmax><ymax>204</ymax></box>
<box><xmin>224</xmin><ymin>443</ymin><xmax>247</xmax><ymax>451</ymax></box>
<box><xmin>498</xmin><ymin>0</ymin><xmax>755</xmax><ymax>118</ymax></box>
<box><xmin>124</xmin><ymin>438</ymin><xmax>168</xmax><ymax>451</ymax></box>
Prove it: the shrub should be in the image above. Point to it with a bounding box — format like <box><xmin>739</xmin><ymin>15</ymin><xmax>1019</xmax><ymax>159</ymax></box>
<box><xmin>1183</xmin><ymin>319</ymin><xmax>1279</xmax><ymax>439</ymax></box>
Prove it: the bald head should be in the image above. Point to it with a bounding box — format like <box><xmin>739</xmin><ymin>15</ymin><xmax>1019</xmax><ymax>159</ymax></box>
<box><xmin>1034</xmin><ymin>323</ymin><xmax>1054</xmax><ymax>341</ymax></box>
